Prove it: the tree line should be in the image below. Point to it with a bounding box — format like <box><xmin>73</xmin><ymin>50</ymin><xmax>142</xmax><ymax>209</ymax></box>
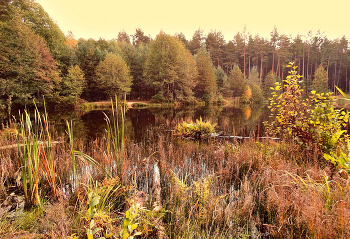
<box><xmin>0</xmin><ymin>0</ymin><xmax>349</xmax><ymax>107</ymax></box>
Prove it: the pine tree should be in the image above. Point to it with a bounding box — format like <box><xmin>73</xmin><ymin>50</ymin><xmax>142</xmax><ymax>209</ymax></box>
<box><xmin>132</xmin><ymin>28</ymin><xmax>151</xmax><ymax>47</ymax></box>
<box><xmin>223</xmin><ymin>41</ymin><xmax>236</xmax><ymax>74</ymax></box>
<box><xmin>189</xmin><ymin>28</ymin><xmax>204</xmax><ymax>55</ymax></box>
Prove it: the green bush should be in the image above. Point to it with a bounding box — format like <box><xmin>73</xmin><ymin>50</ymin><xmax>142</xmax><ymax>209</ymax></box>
<box><xmin>264</xmin><ymin>62</ymin><xmax>349</xmax><ymax>153</ymax></box>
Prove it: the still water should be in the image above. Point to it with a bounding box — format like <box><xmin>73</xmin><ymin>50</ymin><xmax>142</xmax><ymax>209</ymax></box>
<box><xmin>39</xmin><ymin>104</ymin><xmax>271</xmax><ymax>143</ymax></box>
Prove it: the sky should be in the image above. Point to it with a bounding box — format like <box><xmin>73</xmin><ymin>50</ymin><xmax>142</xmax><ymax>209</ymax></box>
<box><xmin>35</xmin><ymin>0</ymin><xmax>350</xmax><ymax>42</ymax></box>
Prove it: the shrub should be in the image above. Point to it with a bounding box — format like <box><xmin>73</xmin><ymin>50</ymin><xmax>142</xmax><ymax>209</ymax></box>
<box><xmin>264</xmin><ymin>62</ymin><xmax>349</xmax><ymax>153</ymax></box>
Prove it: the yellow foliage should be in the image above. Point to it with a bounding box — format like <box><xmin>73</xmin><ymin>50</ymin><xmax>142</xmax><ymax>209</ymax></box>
<box><xmin>243</xmin><ymin>107</ymin><xmax>251</xmax><ymax>120</ymax></box>
<box><xmin>244</xmin><ymin>85</ymin><xmax>252</xmax><ymax>100</ymax></box>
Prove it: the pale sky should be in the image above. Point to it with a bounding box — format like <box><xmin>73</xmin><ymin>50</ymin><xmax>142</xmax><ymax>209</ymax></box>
<box><xmin>35</xmin><ymin>0</ymin><xmax>350</xmax><ymax>42</ymax></box>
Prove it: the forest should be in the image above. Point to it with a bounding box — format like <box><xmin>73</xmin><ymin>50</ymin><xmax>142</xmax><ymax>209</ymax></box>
<box><xmin>2</xmin><ymin>1</ymin><xmax>350</xmax><ymax>238</ymax></box>
<box><xmin>1</xmin><ymin>0</ymin><xmax>349</xmax><ymax>107</ymax></box>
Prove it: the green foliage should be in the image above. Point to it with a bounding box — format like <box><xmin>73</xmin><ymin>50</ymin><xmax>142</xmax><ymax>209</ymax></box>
<box><xmin>194</xmin><ymin>46</ymin><xmax>217</xmax><ymax>104</ymax></box>
<box><xmin>0</xmin><ymin>12</ymin><xmax>61</xmax><ymax>104</ymax></box>
<box><xmin>217</xmin><ymin>94</ymin><xmax>224</xmax><ymax>105</ymax></box>
<box><xmin>119</xmin><ymin>42</ymin><xmax>151</xmax><ymax>100</ymax></box>
<box><xmin>324</xmin><ymin>140</ymin><xmax>350</xmax><ymax>172</ymax></box>
<box><xmin>225</xmin><ymin>65</ymin><xmax>246</xmax><ymax>98</ymax></box>
<box><xmin>205</xmin><ymin>30</ymin><xmax>226</xmax><ymax>67</ymax></box>
<box><xmin>150</xmin><ymin>91</ymin><xmax>166</xmax><ymax>103</ymax></box>
<box><xmin>75</xmin><ymin>38</ymin><xmax>108</xmax><ymax>101</ymax></box>
<box><xmin>94</xmin><ymin>53</ymin><xmax>133</xmax><ymax>99</ymax></box>
<box><xmin>312</xmin><ymin>64</ymin><xmax>329</xmax><ymax>93</ymax></box>
<box><xmin>214</xmin><ymin>65</ymin><xmax>228</xmax><ymax>93</ymax></box>
<box><xmin>82</xmin><ymin>178</ymin><xmax>124</xmax><ymax>239</ymax></box>
<box><xmin>188</xmin><ymin>28</ymin><xmax>204</xmax><ymax>55</ymax></box>
<box><xmin>324</xmin><ymin>86</ymin><xmax>350</xmax><ymax>172</ymax></box>
<box><xmin>250</xmin><ymin>84</ymin><xmax>264</xmax><ymax>103</ymax></box>
<box><xmin>176</xmin><ymin>117</ymin><xmax>216</xmax><ymax>139</ymax></box>
<box><xmin>264</xmin><ymin>62</ymin><xmax>349</xmax><ymax>152</ymax></box>
<box><xmin>248</xmin><ymin>66</ymin><xmax>260</xmax><ymax>86</ymax></box>
<box><xmin>120</xmin><ymin>203</ymin><xmax>142</xmax><ymax>239</ymax></box>
<box><xmin>9</xmin><ymin>0</ymin><xmax>66</xmax><ymax>60</ymax></box>
<box><xmin>61</xmin><ymin>65</ymin><xmax>85</xmax><ymax>104</ymax></box>
<box><xmin>14</xmin><ymin>103</ymin><xmax>57</xmax><ymax>207</ymax></box>
<box><xmin>263</xmin><ymin>71</ymin><xmax>277</xmax><ymax>97</ymax></box>
<box><xmin>144</xmin><ymin>31</ymin><xmax>198</xmax><ymax>102</ymax></box>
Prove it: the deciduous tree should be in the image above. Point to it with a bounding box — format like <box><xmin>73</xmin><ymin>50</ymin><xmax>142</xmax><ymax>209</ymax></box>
<box><xmin>10</xmin><ymin>0</ymin><xmax>66</xmax><ymax>60</ymax></box>
<box><xmin>117</xmin><ymin>30</ymin><xmax>131</xmax><ymax>44</ymax></box>
<box><xmin>0</xmin><ymin>12</ymin><xmax>60</xmax><ymax>104</ymax></box>
<box><xmin>215</xmin><ymin>66</ymin><xmax>228</xmax><ymax>94</ymax></box>
<box><xmin>225</xmin><ymin>65</ymin><xmax>246</xmax><ymax>98</ymax></box>
<box><xmin>263</xmin><ymin>71</ymin><xmax>277</xmax><ymax>97</ymax></box>
<box><xmin>144</xmin><ymin>32</ymin><xmax>197</xmax><ymax>102</ymax></box>
<box><xmin>312</xmin><ymin>64</ymin><xmax>329</xmax><ymax>93</ymax></box>
<box><xmin>61</xmin><ymin>65</ymin><xmax>85</xmax><ymax>103</ymax></box>
<box><xmin>194</xmin><ymin>46</ymin><xmax>217</xmax><ymax>103</ymax></box>
<box><xmin>94</xmin><ymin>53</ymin><xmax>133</xmax><ymax>98</ymax></box>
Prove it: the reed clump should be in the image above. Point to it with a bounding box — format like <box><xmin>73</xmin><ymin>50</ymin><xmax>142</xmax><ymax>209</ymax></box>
<box><xmin>176</xmin><ymin>117</ymin><xmax>216</xmax><ymax>139</ymax></box>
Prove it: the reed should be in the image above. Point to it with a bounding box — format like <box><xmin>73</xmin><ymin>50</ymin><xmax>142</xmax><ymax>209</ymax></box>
<box><xmin>15</xmin><ymin>106</ymin><xmax>43</xmax><ymax>207</ymax></box>
<box><xmin>103</xmin><ymin>95</ymin><xmax>126</xmax><ymax>178</ymax></box>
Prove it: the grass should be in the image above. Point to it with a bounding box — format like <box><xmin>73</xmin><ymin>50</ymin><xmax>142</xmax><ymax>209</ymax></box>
<box><xmin>1</xmin><ymin>106</ymin><xmax>350</xmax><ymax>238</ymax></box>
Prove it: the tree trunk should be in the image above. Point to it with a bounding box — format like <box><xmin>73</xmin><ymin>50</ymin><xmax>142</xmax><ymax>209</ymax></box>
<box><xmin>346</xmin><ymin>67</ymin><xmax>348</xmax><ymax>93</ymax></box>
<box><xmin>248</xmin><ymin>56</ymin><xmax>251</xmax><ymax>78</ymax></box>
<box><xmin>334</xmin><ymin>61</ymin><xmax>337</xmax><ymax>93</ymax></box>
<box><xmin>307</xmin><ymin>49</ymin><xmax>310</xmax><ymax>80</ymax></box>
<box><xmin>260</xmin><ymin>54</ymin><xmax>263</xmax><ymax>80</ymax></box>
<box><xmin>243</xmin><ymin>46</ymin><xmax>246</xmax><ymax>77</ymax></box>
<box><xmin>277</xmin><ymin>56</ymin><xmax>281</xmax><ymax>78</ymax></box>
<box><xmin>302</xmin><ymin>46</ymin><xmax>305</xmax><ymax>78</ymax></box>
<box><xmin>327</xmin><ymin>55</ymin><xmax>330</xmax><ymax>79</ymax></box>
<box><xmin>340</xmin><ymin>53</ymin><xmax>343</xmax><ymax>90</ymax></box>
<box><xmin>272</xmin><ymin>50</ymin><xmax>275</xmax><ymax>73</ymax></box>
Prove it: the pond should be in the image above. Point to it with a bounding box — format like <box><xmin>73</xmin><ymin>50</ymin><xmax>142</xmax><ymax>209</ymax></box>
<box><xmin>1</xmin><ymin>104</ymin><xmax>271</xmax><ymax>143</ymax></box>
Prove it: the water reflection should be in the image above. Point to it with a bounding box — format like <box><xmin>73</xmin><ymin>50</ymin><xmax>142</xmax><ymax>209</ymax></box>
<box><xmin>1</xmin><ymin>104</ymin><xmax>271</xmax><ymax>143</ymax></box>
